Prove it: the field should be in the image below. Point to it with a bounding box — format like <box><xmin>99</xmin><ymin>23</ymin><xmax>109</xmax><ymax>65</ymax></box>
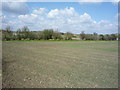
<box><xmin>2</xmin><ymin>41</ymin><xmax>118</xmax><ymax>88</ymax></box>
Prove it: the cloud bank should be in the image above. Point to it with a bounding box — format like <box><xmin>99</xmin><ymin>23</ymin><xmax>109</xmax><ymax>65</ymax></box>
<box><xmin>2</xmin><ymin>7</ymin><xmax>117</xmax><ymax>34</ymax></box>
<box><xmin>2</xmin><ymin>2</ymin><xmax>29</xmax><ymax>14</ymax></box>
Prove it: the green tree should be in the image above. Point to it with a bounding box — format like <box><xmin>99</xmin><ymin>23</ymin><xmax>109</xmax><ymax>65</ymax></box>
<box><xmin>85</xmin><ymin>34</ymin><xmax>93</xmax><ymax>40</ymax></box>
<box><xmin>52</xmin><ymin>31</ymin><xmax>62</xmax><ymax>40</ymax></box>
<box><xmin>110</xmin><ymin>34</ymin><xmax>117</xmax><ymax>40</ymax></box>
<box><xmin>42</xmin><ymin>29</ymin><xmax>54</xmax><ymax>40</ymax></box>
<box><xmin>28</xmin><ymin>31</ymin><xmax>36</xmax><ymax>40</ymax></box>
<box><xmin>2</xmin><ymin>26</ymin><xmax>13</xmax><ymax>40</ymax></box>
<box><xmin>22</xmin><ymin>26</ymin><xmax>30</xmax><ymax>39</ymax></box>
<box><xmin>16</xmin><ymin>28</ymin><xmax>22</xmax><ymax>40</ymax></box>
<box><xmin>99</xmin><ymin>34</ymin><xmax>105</xmax><ymax>40</ymax></box>
<box><xmin>93</xmin><ymin>32</ymin><xmax>98</xmax><ymax>40</ymax></box>
<box><xmin>36</xmin><ymin>32</ymin><xmax>43</xmax><ymax>40</ymax></box>
<box><xmin>80</xmin><ymin>31</ymin><xmax>85</xmax><ymax>40</ymax></box>
<box><xmin>104</xmin><ymin>34</ymin><xmax>110</xmax><ymax>40</ymax></box>
<box><xmin>65</xmin><ymin>32</ymin><xmax>73</xmax><ymax>40</ymax></box>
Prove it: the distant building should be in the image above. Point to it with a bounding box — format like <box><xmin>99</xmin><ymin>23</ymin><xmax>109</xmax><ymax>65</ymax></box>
<box><xmin>13</xmin><ymin>31</ymin><xmax>17</xmax><ymax>35</ymax></box>
<box><xmin>72</xmin><ymin>38</ymin><xmax>80</xmax><ymax>40</ymax></box>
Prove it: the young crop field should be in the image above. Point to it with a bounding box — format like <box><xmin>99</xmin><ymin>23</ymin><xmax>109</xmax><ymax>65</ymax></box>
<box><xmin>2</xmin><ymin>41</ymin><xmax>118</xmax><ymax>88</ymax></box>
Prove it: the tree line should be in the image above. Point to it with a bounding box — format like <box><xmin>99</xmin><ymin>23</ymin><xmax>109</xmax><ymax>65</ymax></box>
<box><xmin>80</xmin><ymin>31</ymin><xmax>118</xmax><ymax>40</ymax></box>
<box><xmin>1</xmin><ymin>26</ymin><xmax>119</xmax><ymax>41</ymax></box>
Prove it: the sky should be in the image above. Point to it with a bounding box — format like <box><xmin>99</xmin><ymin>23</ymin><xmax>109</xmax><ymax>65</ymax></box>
<box><xmin>1</xmin><ymin>2</ymin><xmax>118</xmax><ymax>34</ymax></box>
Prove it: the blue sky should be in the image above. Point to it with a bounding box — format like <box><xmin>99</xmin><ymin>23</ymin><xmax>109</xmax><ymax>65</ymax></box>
<box><xmin>1</xmin><ymin>2</ymin><xmax>118</xmax><ymax>34</ymax></box>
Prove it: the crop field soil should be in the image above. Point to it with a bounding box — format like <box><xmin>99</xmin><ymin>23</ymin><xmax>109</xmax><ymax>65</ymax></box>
<box><xmin>2</xmin><ymin>41</ymin><xmax>118</xmax><ymax>88</ymax></box>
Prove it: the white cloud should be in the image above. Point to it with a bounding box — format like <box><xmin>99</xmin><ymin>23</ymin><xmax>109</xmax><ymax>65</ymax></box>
<box><xmin>2</xmin><ymin>7</ymin><xmax>118</xmax><ymax>34</ymax></box>
<box><xmin>47</xmin><ymin>7</ymin><xmax>77</xmax><ymax>18</ymax></box>
<box><xmin>32</xmin><ymin>8</ymin><xmax>47</xmax><ymax>15</ymax></box>
<box><xmin>47</xmin><ymin>9</ymin><xmax>59</xmax><ymax>18</ymax></box>
<box><xmin>2</xmin><ymin>2</ymin><xmax>29</xmax><ymax>14</ymax></box>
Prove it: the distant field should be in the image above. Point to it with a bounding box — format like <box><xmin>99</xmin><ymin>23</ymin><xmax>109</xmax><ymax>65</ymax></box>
<box><xmin>2</xmin><ymin>41</ymin><xmax>118</xmax><ymax>88</ymax></box>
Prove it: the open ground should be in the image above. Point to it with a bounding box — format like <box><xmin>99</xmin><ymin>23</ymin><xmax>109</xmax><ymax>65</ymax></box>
<box><xmin>2</xmin><ymin>41</ymin><xmax>118</xmax><ymax>88</ymax></box>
